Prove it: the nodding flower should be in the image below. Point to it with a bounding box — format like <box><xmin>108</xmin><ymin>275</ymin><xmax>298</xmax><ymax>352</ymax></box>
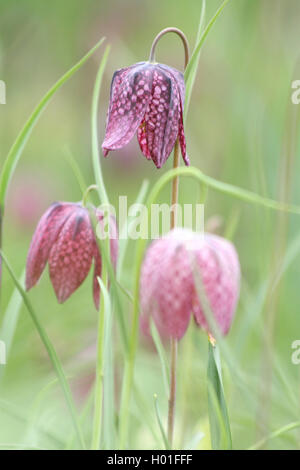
<box><xmin>25</xmin><ymin>202</ymin><xmax>118</xmax><ymax>309</ymax></box>
<box><xmin>102</xmin><ymin>61</ymin><xmax>189</xmax><ymax>169</ymax></box>
<box><xmin>140</xmin><ymin>228</ymin><xmax>240</xmax><ymax>340</ymax></box>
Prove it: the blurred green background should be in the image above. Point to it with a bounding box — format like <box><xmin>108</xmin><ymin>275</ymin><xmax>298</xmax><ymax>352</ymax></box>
<box><xmin>1</xmin><ymin>0</ymin><xmax>300</xmax><ymax>450</ymax></box>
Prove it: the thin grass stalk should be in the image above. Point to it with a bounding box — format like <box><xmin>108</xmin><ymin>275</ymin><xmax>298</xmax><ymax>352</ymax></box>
<box><xmin>90</xmin><ymin>46</ymin><xmax>112</xmax><ymax>450</ymax></box>
<box><xmin>91</xmin><ymin>271</ymin><xmax>107</xmax><ymax>449</ymax></box>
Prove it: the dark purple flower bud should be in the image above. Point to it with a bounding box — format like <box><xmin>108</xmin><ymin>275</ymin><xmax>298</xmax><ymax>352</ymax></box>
<box><xmin>102</xmin><ymin>62</ymin><xmax>189</xmax><ymax>169</ymax></box>
<box><xmin>26</xmin><ymin>202</ymin><xmax>118</xmax><ymax>308</ymax></box>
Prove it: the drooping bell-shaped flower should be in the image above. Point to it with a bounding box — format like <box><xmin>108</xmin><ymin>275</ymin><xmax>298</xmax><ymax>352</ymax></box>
<box><xmin>140</xmin><ymin>228</ymin><xmax>240</xmax><ymax>340</ymax></box>
<box><xmin>25</xmin><ymin>202</ymin><xmax>118</xmax><ymax>308</ymax></box>
<box><xmin>102</xmin><ymin>62</ymin><xmax>189</xmax><ymax>169</ymax></box>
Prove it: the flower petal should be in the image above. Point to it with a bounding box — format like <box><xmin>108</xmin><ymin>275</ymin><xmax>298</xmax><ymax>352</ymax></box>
<box><xmin>137</xmin><ymin>119</ymin><xmax>151</xmax><ymax>160</ymax></box>
<box><xmin>25</xmin><ymin>202</ymin><xmax>74</xmax><ymax>290</ymax></box>
<box><xmin>48</xmin><ymin>208</ymin><xmax>94</xmax><ymax>303</ymax></box>
<box><xmin>158</xmin><ymin>65</ymin><xmax>189</xmax><ymax>166</ymax></box>
<box><xmin>140</xmin><ymin>69</ymin><xmax>174</xmax><ymax>168</ymax></box>
<box><xmin>140</xmin><ymin>234</ymin><xmax>194</xmax><ymax>340</ymax></box>
<box><xmin>102</xmin><ymin>63</ymin><xmax>153</xmax><ymax>154</ymax></box>
<box><xmin>158</xmin><ymin>64</ymin><xmax>185</xmax><ymax>107</ymax></box>
<box><xmin>178</xmin><ymin>99</ymin><xmax>189</xmax><ymax>165</ymax></box>
<box><xmin>192</xmin><ymin>234</ymin><xmax>240</xmax><ymax>335</ymax></box>
<box><xmin>141</xmin><ymin>66</ymin><xmax>186</xmax><ymax>168</ymax></box>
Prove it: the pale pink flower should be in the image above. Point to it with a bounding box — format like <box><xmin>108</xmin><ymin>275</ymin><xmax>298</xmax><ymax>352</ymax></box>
<box><xmin>140</xmin><ymin>229</ymin><xmax>240</xmax><ymax>339</ymax></box>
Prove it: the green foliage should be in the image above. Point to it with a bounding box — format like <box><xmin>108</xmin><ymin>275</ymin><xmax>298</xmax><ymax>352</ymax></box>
<box><xmin>1</xmin><ymin>0</ymin><xmax>300</xmax><ymax>451</ymax></box>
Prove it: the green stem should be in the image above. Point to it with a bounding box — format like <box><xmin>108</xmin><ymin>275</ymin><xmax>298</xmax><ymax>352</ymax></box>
<box><xmin>91</xmin><ymin>268</ymin><xmax>108</xmax><ymax>449</ymax></box>
<box><xmin>82</xmin><ymin>185</ymin><xmax>98</xmax><ymax>207</ymax></box>
<box><xmin>90</xmin><ymin>46</ymin><xmax>112</xmax><ymax>449</ymax></box>
<box><xmin>118</xmin><ymin>162</ymin><xmax>300</xmax><ymax>449</ymax></box>
<box><xmin>91</xmin><ymin>45</ymin><xmax>110</xmax><ymax>206</ymax></box>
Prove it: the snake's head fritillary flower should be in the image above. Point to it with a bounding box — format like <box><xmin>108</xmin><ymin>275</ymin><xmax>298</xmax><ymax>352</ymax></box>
<box><xmin>140</xmin><ymin>229</ymin><xmax>240</xmax><ymax>340</ymax></box>
<box><xmin>102</xmin><ymin>62</ymin><xmax>189</xmax><ymax>169</ymax></box>
<box><xmin>25</xmin><ymin>202</ymin><xmax>118</xmax><ymax>309</ymax></box>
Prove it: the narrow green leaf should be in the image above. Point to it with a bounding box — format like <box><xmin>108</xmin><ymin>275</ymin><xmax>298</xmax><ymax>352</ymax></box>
<box><xmin>150</xmin><ymin>319</ymin><xmax>170</xmax><ymax>397</ymax></box>
<box><xmin>118</xmin><ymin>179</ymin><xmax>150</xmax><ymax>278</ymax></box>
<box><xmin>184</xmin><ymin>0</ymin><xmax>206</xmax><ymax>117</ymax></box>
<box><xmin>91</xmin><ymin>45</ymin><xmax>110</xmax><ymax>205</ymax></box>
<box><xmin>154</xmin><ymin>394</ymin><xmax>170</xmax><ymax>450</ymax></box>
<box><xmin>91</xmin><ymin>273</ymin><xmax>107</xmax><ymax>450</ymax></box>
<box><xmin>149</xmin><ymin>166</ymin><xmax>300</xmax><ymax>216</ymax></box>
<box><xmin>89</xmin><ymin>208</ymin><xmax>129</xmax><ymax>352</ymax></box>
<box><xmin>65</xmin><ymin>385</ymin><xmax>95</xmax><ymax>450</ymax></box>
<box><xmin>0</xmin><ymin>269</ymin><xmax>24</xmax><ymax>380</ymax></box>
<box><xmin>1</xmin><ymin>251</ymin><xmax>86</xmax><ymax>450</ymax></box>
<box><xmin>63</xmin><ymin>147</ymin><xmax>88</xmax><ymax>196</ymax></box>
<box><xmin>0</xmin><ymin>38</ymin><xmax>105</xmax><ymax>212</ymax></box>
<box><xmin>184</xmin><ymin>0</ymin><xmax>230</xmax><ymax>84</ymax></box>
<box><xmin>97</xmin><ymin>276</ymin><xmax>116</xmax><ymax>449</ymax></box>
<box><xmin>207</xmin><ymin>342</ymin><xmax>232</xmax><ymax>450</ymax></box>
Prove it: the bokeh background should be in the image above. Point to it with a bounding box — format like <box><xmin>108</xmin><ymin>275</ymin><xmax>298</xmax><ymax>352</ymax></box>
<box><xmin>1</xmin><ymin>0</ymin><xmax>300</xmax><ymax>450</ymax></box>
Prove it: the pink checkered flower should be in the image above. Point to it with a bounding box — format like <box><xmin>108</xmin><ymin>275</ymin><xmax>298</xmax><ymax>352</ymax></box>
<box><xmin>140</xmin><ymin>229</ymin><xmax>240</xmax><ymax>340</ymax></box>
<box><xmin>25</xmin><ymin>202</ymin><xmax>118</xmax><ymax>308</ymax></box>
<box><xmin>102</xmin><ymin>62</ymin><xmax>189</xmax><ymax>169</ymax></box>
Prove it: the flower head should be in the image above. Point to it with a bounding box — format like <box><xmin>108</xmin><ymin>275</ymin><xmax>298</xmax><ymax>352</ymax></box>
<box><xmin>25</xmin><ymin>202</ymin><xmax>118</xmax><ymax>308</ymax></box>
<box><xmin>102</xmin><ymin>62</ymin><xmax>189</xmax><ymax>169</ymax></box>
<box><xmin>140</xmin><ymin>229</ymin><xmax>240</xmax><ymax>340</ymax></box>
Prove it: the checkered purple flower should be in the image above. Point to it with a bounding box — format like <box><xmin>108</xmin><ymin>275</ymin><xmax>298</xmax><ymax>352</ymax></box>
<box><xmin>102</xmin><ymin>62</ymin><xmax>189</xmax><ymax>169</ymax></box>
<box><xmin>25</xmin><ymin>202</ymin><xmax>118</xmax><ymax>308</ymax></box>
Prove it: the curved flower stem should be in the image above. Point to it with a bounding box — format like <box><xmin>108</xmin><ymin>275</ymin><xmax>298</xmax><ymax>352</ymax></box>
<box><xmin>149</xmin><ymin>28</ymin><xmax>189</xmax><ymax>70</ymax></box>
<box><xmin>82</xmin><ymin>184</ymin><xmax>98</xmax><ymax>207</ymax></box>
